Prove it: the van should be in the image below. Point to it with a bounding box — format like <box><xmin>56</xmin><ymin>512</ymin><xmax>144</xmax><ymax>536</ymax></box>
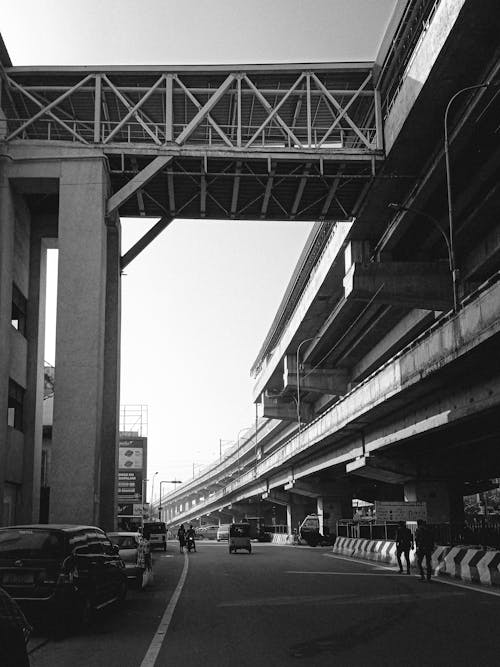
<box><xmin>216</xmin><ymin>524</ymin><xmax>230</xmax><ymax>541</ymax></box>
<box><xmin>142</xmin><ymin>521</ymin><xmax>167</xmax><ymax>551</ymax></box>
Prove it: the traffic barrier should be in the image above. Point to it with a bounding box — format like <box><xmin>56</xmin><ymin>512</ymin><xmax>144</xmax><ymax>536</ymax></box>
<box><xmin>332</xmin><ymin>537</ymin><xmax>500</xmax><ymax>587</ymax></box>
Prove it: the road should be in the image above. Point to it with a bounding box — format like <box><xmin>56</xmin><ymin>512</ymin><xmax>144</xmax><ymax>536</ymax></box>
<box><xmin>28</xmin><ymin>540</ymin><xmax>500</xmax><ymax>666</ymax></box>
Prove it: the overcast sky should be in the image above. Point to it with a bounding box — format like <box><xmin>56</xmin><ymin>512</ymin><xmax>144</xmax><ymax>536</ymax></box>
<box><xmin>2</xmin><ymin>0</ymin><xmax>398</xmax><ymax>500</ymax></box>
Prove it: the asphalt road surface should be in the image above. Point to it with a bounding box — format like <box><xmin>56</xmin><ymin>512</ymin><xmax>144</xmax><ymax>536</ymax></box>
<box><xmin>28</xmin><ymin>540</ymin><xmax>500</xmax><ymax>667</ymax></box>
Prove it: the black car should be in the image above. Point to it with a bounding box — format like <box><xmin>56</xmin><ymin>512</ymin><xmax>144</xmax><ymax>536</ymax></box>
<box><xmin>0</xmin><ymin>524</ymin><xmax>127</xmax><ymax>633</ymax></box>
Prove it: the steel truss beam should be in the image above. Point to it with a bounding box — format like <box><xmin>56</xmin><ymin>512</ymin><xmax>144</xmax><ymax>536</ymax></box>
<box><xmin>3</xmin><ymin>66</ymin><xmax>382</xmax><ymax>153</ymax></box>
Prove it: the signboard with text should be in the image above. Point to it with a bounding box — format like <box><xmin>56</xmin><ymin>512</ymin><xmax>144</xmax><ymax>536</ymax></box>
<box><xmin>119</xmin><ymin>445</ymin><xmax>144</xmax><ymax>469</ymax></box>
<box><xmin>118</xmin><ymin>470</ymin><xmax>143</xmax><ymax>502</ymax></box>
<box><xmin>375</xmin><ymin>501</ymin><xmax>427</xmax><ymax>522</ymax></box>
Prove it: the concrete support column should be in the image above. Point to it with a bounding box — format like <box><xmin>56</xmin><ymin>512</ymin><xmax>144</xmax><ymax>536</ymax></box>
<box><xmin>404</xmin><ymin>480</ymin><xmax>464</xmax><ymax>524</ymax></box>
<box><xmin>50</xmin><ymin>157</ymin><xmax>110</xmax><ymax>525</ymax></box>
<box><xmin>0</xmin><ymin>160</ymin><xmax>15</xmax><ymax>525</ymax></box>
<box><xmin>317</xmin><ymin>479</ymin><xmax>353</xmax><ymax>536</ymax></box>
<box><xmin>286</xmin><ymin>497</ymin><xmax>312</xmax><ymax>534</ymax></box>
<box><xmin>99</xmin><ymin>220</ymin><xmax>121</xmax><ymax>531</ymax></box>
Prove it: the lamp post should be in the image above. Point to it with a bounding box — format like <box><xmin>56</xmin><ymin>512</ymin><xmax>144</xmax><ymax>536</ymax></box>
<box><xmin>388</xmin><ymin>202</ymin><xmax>457</xmax><ymax>312</ymax></box>
<box><xmin>150</xmin><ymin>472</ymin><xmax>158</xmax><ymax>517</ymax></box>
<box><xmin>159</xmin><ymin>479</ymin><xmax>182</xmax><ymax>522</ymax></box>
<box><xmin>444</xmin><ymin>81</ymin><xmax>497</xmax><ymax>313</ymax></box>
<box><xmin>236</xmin><ymin>427</ymin><xmax>248</xmax><ymax>478</ymax></box>
<box><xmin>296</xmin><ymin>336</ymin><xmax>320</xmax><ymax>437</ymax></box>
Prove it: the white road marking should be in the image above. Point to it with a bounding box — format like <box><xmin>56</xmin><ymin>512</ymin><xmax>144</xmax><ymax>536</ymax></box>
<box><xmin>325</xmin><ymin>553</ymin><xmax>500</xmax><ymax>597</ymax></box>
<box><xmin>218</xmin><ymin>591</ymin><xmax>464</xmax><ymax>608</ymax></box>
<box><xmin>286</xmin><ymin>571</ymin><xmax>398</xmax><ymax>576</ymax></box>
<box><xmin>140</xmin><ymin>551</ymin><xmax>189</xmax><ymax>667</ymax></box>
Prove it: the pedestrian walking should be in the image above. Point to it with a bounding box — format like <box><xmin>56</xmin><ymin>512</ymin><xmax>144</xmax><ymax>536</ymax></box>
<box><xmin>177</xmin><ymin>523</ymin><xmax>186</xmax><ymax>552</ymax></box>
<box><xmin>395</xmin><ymin>521</ymin><xmax>414</xmax><ymax>574</ymax></box>
<box><xmin>415</xmin><ymin>519</ymin><xmax>435</xmax><ymax>581</ymax></box>
<box><xmin>0</xmin><ymin>585</ymin><xmax>32</xmax><ymax>667</ymax></box>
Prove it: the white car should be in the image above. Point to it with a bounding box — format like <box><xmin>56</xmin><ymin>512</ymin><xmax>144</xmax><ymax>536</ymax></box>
<box><xmin>216</xmin><ymin>524</ymin><xmax>230</xmax><ymax>541</ymax></box>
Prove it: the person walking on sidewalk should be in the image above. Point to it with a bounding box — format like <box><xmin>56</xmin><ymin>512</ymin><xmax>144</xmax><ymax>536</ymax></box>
<box><xmin>395</xmin><ymin>521</ymin><xmax>414</xmax><ymax>574</ymax></box>
<box><xmin>415</xmin><ymin>519</ymin><xmax>435</xmax><ymax>581</ymax></box>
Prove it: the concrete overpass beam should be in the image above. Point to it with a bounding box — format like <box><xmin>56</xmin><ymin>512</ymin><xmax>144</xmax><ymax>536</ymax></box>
<box><xmin>283</xmin><ymin>355</ymin><xmax>348</xmax><ymax>395</ymax></box>
<box><xmin>261</xmin><ymin>392</ymin><xmax>312</xmax><ymax>422</ymax></box>
<box><xmin>404</xmin><ymin>479</ymin><xmax>464</xmax><ymax>524</ymax></box>
<box><xmin>343</xmin><ymin>261</ymin><xmax>453</xmax><ymax>311</ymax></box>
<box><xmin>261</xmin><ymin>489</ymin><xmax>289</xmax><ymax>506</ymax></box>
<box><xmin>284</xmin><ymin>479</ymin><xmax>320</xmax><ymax>498</ymax></box>
<box><xmin>346</xmin><ymin>453</ymin><xmax>416</xmax><ymax>484</ymax></box>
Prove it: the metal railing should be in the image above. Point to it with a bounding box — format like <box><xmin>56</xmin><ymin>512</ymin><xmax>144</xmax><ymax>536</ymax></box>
<box><xmin>337</xmin><ymin>519</ymin><xmax>500</xmax><ymax>549</ymax></box>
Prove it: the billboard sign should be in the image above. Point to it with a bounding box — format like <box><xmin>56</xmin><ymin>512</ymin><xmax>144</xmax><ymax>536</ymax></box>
<box><xmin>119</xmin><ymin>446</ymin><xmax>143</xmax><ymax>470</ymax></box>
<box><xmin>118</xmin><ymin>470</ymin><xmax>143</xmax><ymax>502</ymax></box>
<box><xmin>375</xmin><ymin>501</ymin><xmax>427</xmax><ymax>522</ymax></box>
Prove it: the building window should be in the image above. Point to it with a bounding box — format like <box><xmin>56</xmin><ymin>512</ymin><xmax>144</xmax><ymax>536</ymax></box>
<box><xmin>11</xmin><ymin>283</ymin><xmax>27</xmax><ymax>336</ymax></box>
<box><xmin>8</xmin><ymin>379</ymin><xmax>25</xmax><ymax>432</ymax></box>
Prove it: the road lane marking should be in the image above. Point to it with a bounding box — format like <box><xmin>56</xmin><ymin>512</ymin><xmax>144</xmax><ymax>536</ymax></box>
<box><xmin>140</xmin><ymin>551</ymin><xmax>189</xmax><ymax>667</ymax></box>
<box><xmin>286</xmin><ymin>571</ymin><xmax>401</xmax><ymax>576</ymax></box>
<box><xmin>325</xmin><ymin>554</ymin><xmax>500</xmax><ymax>597</ymax></box>
<box><xmin>218</xmin><ymin>591</ymin><xmax>464</xmax><ymax>607</ymax></box>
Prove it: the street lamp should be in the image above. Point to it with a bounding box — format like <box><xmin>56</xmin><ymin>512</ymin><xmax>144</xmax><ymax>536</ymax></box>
<box><xmin>236</xmin><ymin>427</ymin><xmax>249</xmax><ymax>477</ymax></box>
<box><xmin>444</xmin><ymin>80</ymin><xmax>498</xmax><ymax>313</ymax></box>
<box><xmin>296</xmin><ymin>336</ymin><xmax>320</xmax><ymax>437</ymax></box>
<box><xmin>159</xmin><ymin>479</ymin><xmax>182</xmax><ymax>522</ymax></box>
<box><xmin>150</xmin><ymin>472</ymin><xmax>158</xmax><ymax>515</ymax></box>
<box><xmin>388</xmin><ymin>202</ymin><xmax>457</xmax><ymax>312</ymax></box>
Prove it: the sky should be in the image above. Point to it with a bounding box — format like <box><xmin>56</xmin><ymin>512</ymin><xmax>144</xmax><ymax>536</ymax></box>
<box><xmin>2</xmin><ymin>0</ymin><xmax>398</xmax><ymax>501</ymax></box>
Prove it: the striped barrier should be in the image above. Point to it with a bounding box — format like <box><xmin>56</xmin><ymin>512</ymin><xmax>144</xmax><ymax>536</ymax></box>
<box><xmin>332</xmin><ymin>537</ymin><xmax>500</xmax><ymax>587</ymax></box>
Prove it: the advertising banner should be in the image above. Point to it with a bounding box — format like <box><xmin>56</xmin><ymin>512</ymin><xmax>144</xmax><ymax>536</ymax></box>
<box><xmin>119</xmin><ymin>445</ymin><xmax>144</xmax><ymax>469</ymax></box>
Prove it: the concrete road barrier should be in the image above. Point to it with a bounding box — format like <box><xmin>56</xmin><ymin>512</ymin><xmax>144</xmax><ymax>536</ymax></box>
<box><xmin>332</xmin><ymin>537</ymin><xmax>500</xmax><ymax>587</ymax></box>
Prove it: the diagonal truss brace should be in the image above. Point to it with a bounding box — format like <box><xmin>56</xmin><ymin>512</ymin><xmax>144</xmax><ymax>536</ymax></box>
<box><xmin>107</xmin><ymin>155</ymin><xmax>173</xmax><ymax>216</ymax></box>
<box><xmin>6</xmin><ymin>73</ymin><xmax>94</xmax><ymax>142</ymax></box>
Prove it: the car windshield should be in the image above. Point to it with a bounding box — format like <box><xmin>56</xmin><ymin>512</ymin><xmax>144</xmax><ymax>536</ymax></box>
<box><xmin>109</xmin><ymin>535</ymin><xmax>137</xmax><ymax>549</ymax></box>
<box><xmin>0</xmin><ymin>529</ymin><xmax>64</xmax><ymax>558</ymax></box>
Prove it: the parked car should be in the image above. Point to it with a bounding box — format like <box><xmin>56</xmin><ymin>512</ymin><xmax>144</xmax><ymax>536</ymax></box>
<box><xmin>0</xmin><ymin>524</ymin><xmax>127</xmax><ymax>634</ymax></box>
<box><xmin>216</xmin><ymin>524</ymin><xmax>230</xmax><ymax>541</ymax></box>
<box><xmin>107</xmin><ymin>532</ymin><xmax>150</xmax><ymax>589</ymax></box>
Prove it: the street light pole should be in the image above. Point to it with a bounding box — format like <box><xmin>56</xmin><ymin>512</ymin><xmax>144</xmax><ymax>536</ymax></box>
<box><xmin>388</xmin><ymin>202</ymin><xmax>457</xmax><ymax>311</ymax></box>
<box><xmin>159</xmin><ymin>479</ymin><xmax>182</xmax><ymax>522</ymax></box>
<box><xmin>444</xmin><ymin>81</ymin><xmax>495</xmax><ymax>313</ymax></box>
<box><xmin>296</xmin><ymin>336</ymin><xmax>319</xmax><ymax>438</ymax></box>
<box><xmin>236</xmin><ymin>427</ymin><xmax>248</xmax><ymax>478</ymax></box>
<box><xmin>150</xmin><ymin>472</ymin><xmax>158</xmax><ymax>517</ymax></box>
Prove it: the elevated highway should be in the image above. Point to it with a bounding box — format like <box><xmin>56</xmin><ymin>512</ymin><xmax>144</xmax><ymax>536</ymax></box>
<box><xmin>1</xmin><ymin>0</ymin><xmax>499</xmax><ymax>530</ymax></box>
<box><xmin>157</xmin><ymin>0</ymin><xmax>500</xmax><ymax>533</ymax></box>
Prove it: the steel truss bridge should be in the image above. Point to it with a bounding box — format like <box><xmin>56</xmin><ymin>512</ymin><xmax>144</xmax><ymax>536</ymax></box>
<box><xmin>1</xmin><ymin>62</ymin><xmax>384</xmax><ymax>223</ymax></box>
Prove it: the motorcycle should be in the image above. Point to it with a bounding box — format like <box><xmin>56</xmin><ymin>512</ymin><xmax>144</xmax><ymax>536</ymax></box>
<box><xmin>186</xmin><ymin>534</ymin><xmax>196</xmax><ymax>552</ymax></box>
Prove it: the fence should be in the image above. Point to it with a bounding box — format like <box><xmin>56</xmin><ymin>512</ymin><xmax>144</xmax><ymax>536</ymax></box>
<box><xmin>337</xmin><ymin>519</ymin><xmax>500</xmax><ymax>549</ymax></box>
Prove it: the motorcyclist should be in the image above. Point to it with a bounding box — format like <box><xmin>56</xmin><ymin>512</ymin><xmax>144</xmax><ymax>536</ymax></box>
<box><xmin>186</xmin><ymin>525</ymin><xmax>196</xmax><ymax>551</ymax></box>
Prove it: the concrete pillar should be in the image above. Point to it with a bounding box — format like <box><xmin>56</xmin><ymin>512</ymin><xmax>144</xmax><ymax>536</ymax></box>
<box><xmin>0</xmin><ymin>160</ymin><xmax>15</xmax><ymax>525</ymax></box>
<box><xmin>404</xmin><ymin>480</ymin><xmax>464</xmax><ymax>524</ymax></box>
<box><xmin>99</xmin><ymin>220</ymin><xmax>121</xmax><ymax>531</ymax></box>
<box><xmin>317</xmin><ymin>479</ymin><xmax>353</xmax><ymax>536</ymax></box>
<box><xmin>50</xmin><ymin>157</ymin><xmax>110</xmax><ymax>526</ymax></box>
<box><xmin>286</xmin><ymin>499</ymin><xmax>306</xmax><ymax>535</ymax></box>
